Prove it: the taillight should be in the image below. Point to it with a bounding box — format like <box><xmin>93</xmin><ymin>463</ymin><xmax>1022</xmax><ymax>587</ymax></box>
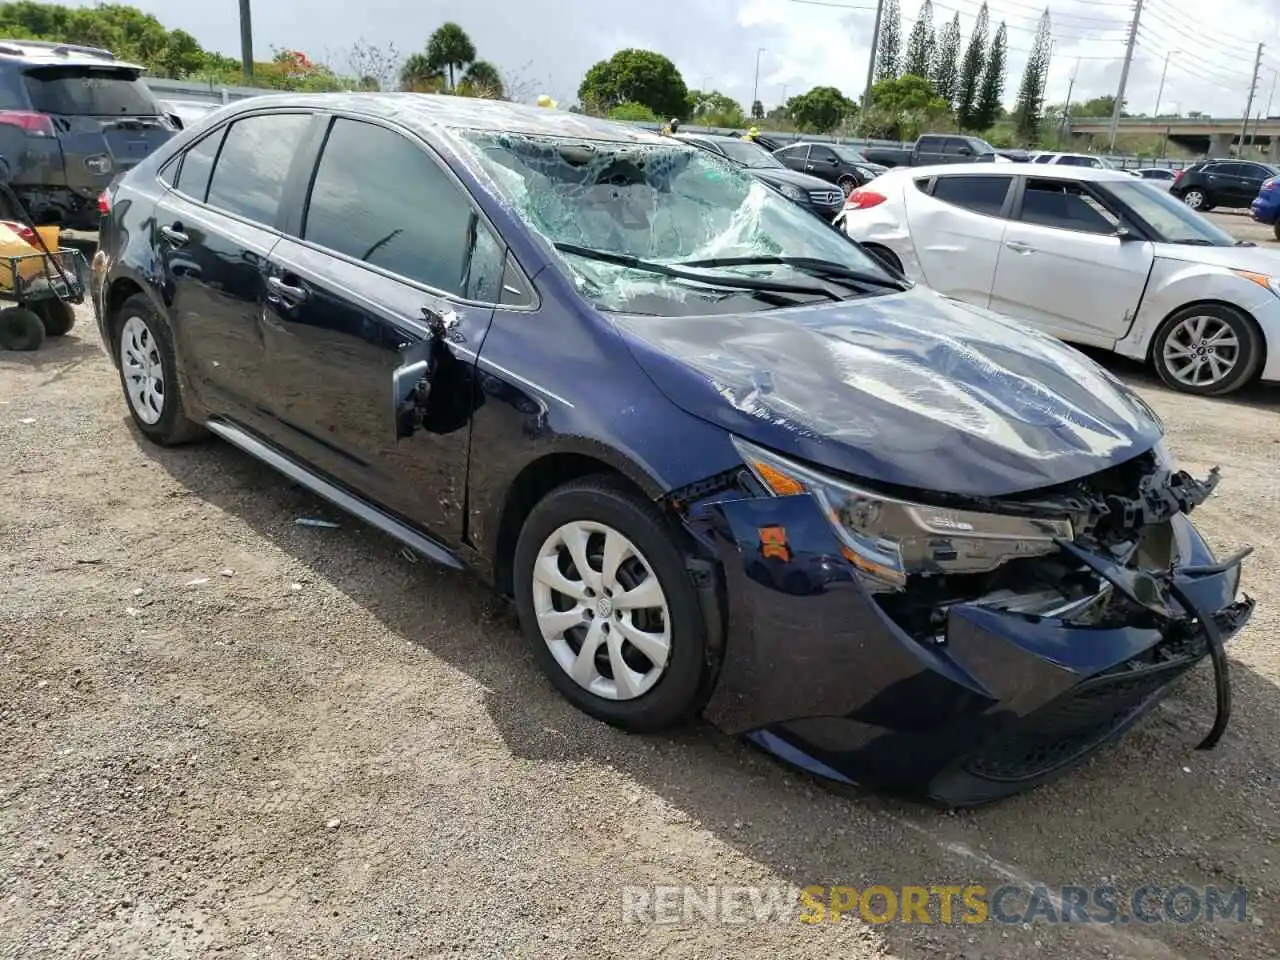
<box><xmin>0</xmin><ymin>110</ymin><xmax>54</xmax><ymax>137</ymax></box>
<box><xmin>97</xmin><ymin>191</ymin><xmax>111</xmax><ymax>214</ymax></box>
<box><xmin>0</xmin><ymin>219</ymin><xmax>36</xmax><ymax>244</ymax></box>
<box><xmin>1262</xmin><ymin>177</ymin><xmax>1278</xmax><ymax>193</ymax></box>
<box><xmin>844</xmin><ymin>188</ymin><xmax>886</xmax><ymax>210</ymax></box>
<box><xmin>1173</xmin><ymin>169</ymin><xmax>1186</xmax><ymax>183</ymax></box>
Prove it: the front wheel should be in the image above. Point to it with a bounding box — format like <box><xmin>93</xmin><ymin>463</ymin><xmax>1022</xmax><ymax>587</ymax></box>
<box><xmin>1152</xmin><ymin>304</ymin><xmax>1262</xmax><ymax>396</ymax></box>
<box><xmin>1273</xmin><ymin>222</ymin><xmax>1279</xmax><ymax>242</ymax></box>
<box><xmin>512</xmin><ymin>476</ymin><xmax>708</xmax><ymax>732</ymax></box>
<box><xmin>838</xmin><ymin>175</ymin><xmax>858</xmax><ymax>195</ymax></box>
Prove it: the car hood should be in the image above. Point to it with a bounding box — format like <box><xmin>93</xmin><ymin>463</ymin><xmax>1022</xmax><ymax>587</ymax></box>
<box><xmin>1156</xmin><ymin>242</ymin><xmax>1280</xmax><ymax>273</ymax></box>
<box><xmin>747</xmin><ymin>166</ymin><xmax>839</xmax><ymax>192</ymax></box>
<box><xmin>612</xmin><ymin>287</ymin><xmax>1163</xmax><ymax>497</ymax></box>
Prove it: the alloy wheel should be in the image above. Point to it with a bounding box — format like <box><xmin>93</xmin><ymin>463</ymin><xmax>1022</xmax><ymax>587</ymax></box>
<box><xmin>120</xmin><ymin>315</ymin><xmax>165</xmax><ymax>424</ymax></box>
<box><xmin>1182</xmin><ymin>190</ymin><xmax>1205</xmax><ymax>209</ymax></box>
<box><xmin>531</xmin><ymin>520</ymin><xmax>671</xmax><ymax>701</ymax></box>
<box><xmin>1161</xmin><ymin>314</ymin><xmax>1239</xmax><ymax>388</ymax></box>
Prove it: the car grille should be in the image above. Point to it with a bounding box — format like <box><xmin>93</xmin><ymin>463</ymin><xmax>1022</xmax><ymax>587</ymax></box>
<box><xmin>809</xmin><ymin>189</ymin><xmax>843</xmax><ymax>206</ymax></box>
<box><xmin>960</xmin><ymin>631</ymin><xmax>1207</xmax><ymax>783</ymax></box>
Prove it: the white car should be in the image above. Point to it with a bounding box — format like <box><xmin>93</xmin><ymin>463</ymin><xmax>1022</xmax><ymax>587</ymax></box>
<box><xmin>1133</xmin><ymin>167</ymin><xmax>1179</xmax><ymax>191</ymax></box>
<box><xmin>839</xmin><ymin>163</ymin><xmax>1280</xmax><ymax>395</ymax></box>
<box><xmin>1032</xmin><ymin>152</ymin><xmax>1116</xmax><ymax>169</ymax></box>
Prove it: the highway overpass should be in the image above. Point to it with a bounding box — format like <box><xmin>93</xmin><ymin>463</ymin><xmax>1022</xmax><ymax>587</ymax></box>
<box><xmin>1067</xmin><ymin>117</ymin><xmax>1280</xmax><ymax>159</ymax></box>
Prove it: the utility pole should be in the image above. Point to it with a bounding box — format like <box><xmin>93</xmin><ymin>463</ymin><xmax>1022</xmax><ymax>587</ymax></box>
<box><xmin>1153</xmin><ymin>51</ymin><xmax>1169</xmax><ymax>117</ymax></box>
<box><xmin>860</xmin><ymin>0</ymin><xmax>887</xmax><ymax>130</ymax></box>
<box><xmin>1251</xmin><ymin>70</ymin><xmax>1277</xmax><ymax>143</ymax></box>
<box><xmin>238</xmin><ymin>0</ymin><xmax>254</xmax><ymax>80</ymax></box>
<box><xmin>1058</xmin><ymin>57</ymin><xmax>1079</xmax><ymax>150</ymax></box>
<box><xmin>1239</xmin><ymin>43</ymin><xmax>1264</xmax><ymax>156</ymax></box>
<box><xmin>752</xmin><ymin>48</ymin><xmax>766</xmax><ymax>112</ymax></box>
<box><xmin>1108</xmin><ymin>0</ymin><xmax>1144</xmax><ymax>152</ymax></box>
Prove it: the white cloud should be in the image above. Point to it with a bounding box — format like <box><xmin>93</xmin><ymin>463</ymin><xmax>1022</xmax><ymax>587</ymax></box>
<box><xmin>43</xmin><ymin>0</ymin><xmax>1280</xmax><ymax>117</ymax></box>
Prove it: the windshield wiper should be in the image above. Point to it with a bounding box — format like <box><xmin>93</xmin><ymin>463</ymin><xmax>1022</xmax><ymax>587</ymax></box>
<box><xmin>553</xmin><ymin>242</ymin><xmax>844</xmax><ymax>301</ymax></box>
<box><xmin>675</xmin><ymin>254</ymin><xmax>906</xmax><ymax>289</ymax></box>
<box><xmin>1170</xmin><ymin>238</ymin><xmax>1218</xmax><ymax>246</ymax></box>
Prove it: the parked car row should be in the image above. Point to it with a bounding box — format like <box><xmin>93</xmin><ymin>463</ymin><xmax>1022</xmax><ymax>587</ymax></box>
<box><xmin>91</xmin><ymin>95</ymin><xmax>1252</xmax><ymax>808</ymax></box>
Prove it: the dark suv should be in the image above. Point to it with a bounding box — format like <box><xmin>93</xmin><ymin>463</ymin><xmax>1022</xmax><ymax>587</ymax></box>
<box><xmin>0</xmin><ymin>39</ymin><xmax>175</xmax><ymax>227</ymax></box>
<box><xmin>91</xmin><ymin>94</ymin><xmax>1250</xmax><ymax>806</ymax></box>
<box><xmin>1170</xmin><ymin>158</ymin><xmax>1279</xmax><ymax>212</ymax></box>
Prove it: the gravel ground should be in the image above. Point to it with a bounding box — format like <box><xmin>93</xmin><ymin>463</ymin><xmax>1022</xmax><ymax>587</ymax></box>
<box><xmin>2</xmin><ymin>242</ymin><xmax>1279</xmax><ymax>958</ymax></box>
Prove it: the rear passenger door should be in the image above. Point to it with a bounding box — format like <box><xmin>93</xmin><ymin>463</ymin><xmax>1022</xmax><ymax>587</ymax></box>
<box><xmin>775</xmin><ymin>144</ymin><xmax>810</xmax><ymax>173</ymax></box>
<box><xmin>262</xmin><ymin>115</ymin><xmax>506</xmax><ymax>541</ymax></box>
<box><xmin>903</xmin><ymin>173</ymin><xmax>1014</xmax><ymax>306</ymax></box>
<box><xmin>154</xmin><ymin>110</ymin><xmax>314</xmax><ymax>426</ymax></box>
<box><xmin>804</xmin><ymin>144</ymin><xmax>840</xmax><ymax>182</ymax></box>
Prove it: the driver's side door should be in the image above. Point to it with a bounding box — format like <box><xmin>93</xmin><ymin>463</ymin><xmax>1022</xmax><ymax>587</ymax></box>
<box><xmin>989</xmin><ymin>177</ymin><xmax>1154</xmax><ymax>346</ymax></box>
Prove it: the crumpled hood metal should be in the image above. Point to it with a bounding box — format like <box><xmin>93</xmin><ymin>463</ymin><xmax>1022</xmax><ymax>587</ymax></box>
<box><xmin>612</xmin><ymin>287</ymin><xmax>1164</xmax><ymax>497</ymax></box>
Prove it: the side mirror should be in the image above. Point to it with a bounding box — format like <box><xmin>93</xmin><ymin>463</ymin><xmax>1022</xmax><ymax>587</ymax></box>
<box><xmin>166</xmin><ymin>112</ymin><xmax>184</xmax><ymax>130</ymax></box>
<box><xmin>1115</xmin><ymin>227</ymin><xmax>1141</xmax><ymax>242</ymax></box>
<box><xmin>956</xmin><ymin>146</ymin><xmax>972</xmax><ymax>156</ymax></box>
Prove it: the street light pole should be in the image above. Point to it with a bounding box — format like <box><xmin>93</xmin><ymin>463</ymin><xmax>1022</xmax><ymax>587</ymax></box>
<box><xmin>1108</xmin><ymin>0</ymin><xmax>1144</xmax><ymax>152</ymax></box>
<box><xmin>238</xmin><ymin>0</ymin><xmax>254</xmax><ymax>80</ymax></box>
<box><xmin>752</xmin><ymin>48</ymin><xmax>766</xmax><ymax>112</ymax></box>
<box><xmin>1239</xmin><ymin>43</ymin><xmax>1264</xmax><ymax>156</ymax></box>
<box><xmin>1153</xmin><ymin>51</ymin><xmax>1168</xmax><ymax>118</ymax></box>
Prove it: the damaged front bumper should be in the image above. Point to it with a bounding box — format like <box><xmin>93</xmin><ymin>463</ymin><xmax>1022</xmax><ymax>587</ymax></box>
<box><xmin>694</xmin><ymin>490</ymin><xmax>1253</xmax><ymax>807</ymax></box>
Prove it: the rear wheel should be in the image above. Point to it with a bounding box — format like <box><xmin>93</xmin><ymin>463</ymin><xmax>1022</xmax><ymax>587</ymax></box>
<box><xmin>115</xmin><ymin>294</ymin><xmax>205</xmax><ymax>444</ymax></box>
<box><xmin>1273</xmin><ymin>222</ymin><xmax>1280</xmax><ymax>242</ymax></box>
<box><xmin>512</xmin><ymin>476</ymin><xmax>707</xmax><ymax>732</ymax></box>
<box><xmin>1180</xmin><ymin>188</ymin><xmax>1210</xmax><ymax>211</ymax></box>
<box><xmin>0</xmin><ymin>307</ymin><xmax>44</xmax><ymax>351</ymax></box>
<box><xmin>33</xmin><ymin>298</ymin><xmax>75</xmax><ymax>337</ymax></box>
<box><xmin>1152</xmin><ymin>304</ymin><xmax>1262</xmax><ymax>396</ymax></box>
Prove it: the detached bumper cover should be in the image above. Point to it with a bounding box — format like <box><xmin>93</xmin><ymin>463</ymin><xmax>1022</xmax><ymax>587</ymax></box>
<box><xmin>701</xmin><ymin>494</ymin><xmax>1252</xmax><ymax>806</ymax></box>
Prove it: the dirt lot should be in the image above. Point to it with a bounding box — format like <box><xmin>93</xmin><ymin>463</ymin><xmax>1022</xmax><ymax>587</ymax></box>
<box><xmin>3</xmin><ymin>246</ymin><xmax>1279</xmax><ymax>958</ymax></box>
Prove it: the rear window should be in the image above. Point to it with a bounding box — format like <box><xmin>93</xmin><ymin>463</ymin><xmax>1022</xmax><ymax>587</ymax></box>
<box><xmin>23</xmin><ymin>66</ymin><xmax>159</xmax><ymax>116</ymax></box>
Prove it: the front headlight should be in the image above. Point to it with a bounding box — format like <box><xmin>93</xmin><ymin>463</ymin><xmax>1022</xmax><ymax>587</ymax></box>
<box><xmin>732</xmin><ymin>437</ymin><xmax>1074</xmax><ymax>590</ymax></box>
<box><xmin>1231</xmin><ymin>269</ymin><xmax>1280</xmax><ymax>298</ymax></box>
<box><xmin>778</xmin><ymin>182</ymin><xmax>807</xmax><ymax>203</ymax></box>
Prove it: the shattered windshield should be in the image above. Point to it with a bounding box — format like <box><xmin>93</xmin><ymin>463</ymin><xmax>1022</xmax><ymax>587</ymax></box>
<box><xmin>456</xmin><ymin>131</ymin><xmax>897</xmax><ymax>315</ymax></box>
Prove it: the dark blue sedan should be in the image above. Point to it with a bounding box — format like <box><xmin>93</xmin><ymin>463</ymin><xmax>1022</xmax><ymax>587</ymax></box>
<box><xmin>1250</xmin><ymin>173</ymin><xmax>1280</xmax><ymax>240</ymax></box>
<box><xmin>90</xmin><ymin>94</ymin><xmax>1252</xmax><ymax>805</ymax></box>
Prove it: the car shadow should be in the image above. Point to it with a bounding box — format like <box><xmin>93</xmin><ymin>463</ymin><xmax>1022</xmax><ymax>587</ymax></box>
<box><xmin>136</xmin><ymin>429</ymin><xmax>1279</xmax><ymax>958</ymax></box>
<box><xmin>0</xmin><ymin>331</ymin><xmax>103</xmax><ymax>382</ymax></box>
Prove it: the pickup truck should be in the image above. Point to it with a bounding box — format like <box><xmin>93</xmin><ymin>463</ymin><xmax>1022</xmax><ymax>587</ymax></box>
<box><xmin>863</xmin><ymin>134</ymin><xmax>1006</xmax><ymax>168</ymax></box>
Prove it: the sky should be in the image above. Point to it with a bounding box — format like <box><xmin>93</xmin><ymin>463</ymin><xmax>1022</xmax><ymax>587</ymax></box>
<box><xmin>48</xmin><ymin>0</ymin><xmax>1280</xmax><ymax>118</ymax></box>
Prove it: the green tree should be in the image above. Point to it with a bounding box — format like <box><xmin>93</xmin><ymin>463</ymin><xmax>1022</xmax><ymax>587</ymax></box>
<box><xmin>956</xmin><ymin>2</ymin><xmax>989</xmax><ymax>129</ymax></box>
<box><xmin>874</xmin><ymin>0</ymin><xmax>901</xmax><ymax>82</ymax></box>
<box><xmin>425</xmin><ymin>21</ymin><xmax>475</xmax><ymax>90</ymax></box>
<box><xmin>1074</xmin><ymin>94</ymin><xmax>1120</xmax><ymax>118</ymax></box>
<box><xmin>866</xmin><ymin>73</ymin><xmax>948</xmax><ymax>139</ymax></box>
<box><xmin>1013</xmin><ymin>10</ymin><xmax>1051</xmax><ymax>141</ymax></box>
<box><xmin>932</xmin><ymin>12</ymin><xmax>962</xmax><ymax>109</ymax></box>
<box><xmin>974</xmin><ymin>22</ymin><xmax>1006</xmax><ymax>130</ymax></box>
<box><xmin>787</xmin><ymin>85</ymin><xmax>855</xmax><ymax>133</ymax></box>
<box><xmin>902</xmin><ymin>0</ymin><xmax>934</xmax><ymax>80</ymax></box>
<box><xmin>460</xmin><ymin>59</ymin><xmax>504</xmax><ymax>98</ymax></box>
<box><xmin>687</xmin><ymin>90</ymin><xmax>744</xmax><ymax>127</ymax></box>
<box><xmin>751</xmin><ymin>99</ymin><xmax>765</xmax><ymax>120</ymax></box>
<box><xmin>608</xmin><ymin>101</ymin><xmax>658</xmax><ymax>122</ymax></box>
<box><xmin>400</xmin><ymin>51</ymin><xmax>444</xmax><ymax>92</ymax></box>
<box><xmin>578</xmin><ymin>49</ymin><xmax>688</xmax><ymax>119</ymax></box>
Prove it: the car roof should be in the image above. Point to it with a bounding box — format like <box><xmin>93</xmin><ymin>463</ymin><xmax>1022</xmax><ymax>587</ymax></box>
<box><xmin>0</xmin><ymin>38</ymin><xmax>144</xmax><ymax>72</ymax></box>
<box><xmin>674</xmin><ymin>132</ymin><xmax>750</xmax><ymax>145</ymax></box>
<box><xmin>215</xmin><ymin>92</ymin><xmax>672</xmax><ymax>145</ymax></box>
<box><xmin>881</xmin><ymin>161</ymin><xmax>1136</xmax><ymax>182</ymax></box>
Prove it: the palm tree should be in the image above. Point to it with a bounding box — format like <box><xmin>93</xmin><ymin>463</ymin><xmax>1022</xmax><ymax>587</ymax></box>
<box><xmin>399</xmin><ymin>52</ymin><xmax>443</xmax><ymax>92</ymax></box>
<box><xmin>425</xmin><ymin>22</ymin><xmax>476</xmax><ymax>91</ymax></box>
<box><xmin>462</xmin><ymin>60</ymin><xmax>504</xmax><ymax>99</ymax></box>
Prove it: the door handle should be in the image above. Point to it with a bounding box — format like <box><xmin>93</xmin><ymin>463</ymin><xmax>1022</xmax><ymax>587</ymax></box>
<box><xmin>266</xmin><ymin>275</ymin><xmax>309</xmax><ymax>306</ymax></box>
<box><xmin>159</xmin><ymin>224</ymin><xmax>188</xmax><ymax>247</ymax></box>
<box><xmin>1004</xmin><ymin>240</ymin><xmax>1036</xmax><ymax>253</ymax></box>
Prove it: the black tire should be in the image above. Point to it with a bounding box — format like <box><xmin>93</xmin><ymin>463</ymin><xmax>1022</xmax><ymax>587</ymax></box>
<box><xmin>1151</xmin><ymin>303</ymin><xmax>1263</xmax><ymax>396</ymax></box>
<box><xmin>0</xmin><ymin>307</ymin><xmax>45</xmax><ymax>351</ymax></box>
<box><xmin>1273</xmin><ymin>222</ymin><xmax>1279</xmax><ymax>243</ymax></box>
<box><xmin>513</xmin><ymin>475</ymin><xmax>708</xmax><ymax>733</ymax></box>
<box><xmin>837</xmin><ymin>175</ymin><xmax>858</xmax><ymax>195</ymax></box>
<box><xmin>113</xmin><ymin>293</ymin><xmax>205</xmax><ymax>444</ymax></box>
<box><xmin>863</xmin><ymin>243</ymin><xmax>903</xmax><ymax>274</ymax></box>
<box><xmin>33</xmin><ymin>298</ymin><xmax>75</xmax><ymax>337</ymax></box>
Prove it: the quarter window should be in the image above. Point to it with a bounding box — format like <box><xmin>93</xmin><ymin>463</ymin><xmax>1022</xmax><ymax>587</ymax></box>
<box><xmin>930</xmin><ymin>175</ymin><xmax>1011</xmax><ymax>216</ymax></box>
<box><xmin>173</xmin><ymin>129</ymin><xmax>225</xmax><ymax>202</ymax></box>
<box><xmin>303</xmin><ymin>118</ymin><xmax>489</xmax><ymax>298</ymax></box>
<box><xmin>1020</xmin><ymin>179</ymin><xmax>1121</xmax><ymax>235</ymax></box>
<box><xmin>206</xmin><ymin>113</ymin><xmax>311</xmax><ymax>225</ymax></box>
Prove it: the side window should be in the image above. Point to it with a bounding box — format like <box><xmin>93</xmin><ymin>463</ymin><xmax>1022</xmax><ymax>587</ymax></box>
<box><xmin>1020</xmin><ymin>179</ymin><xmax>1121</xmax><ymax>235</ymax></box>
<box><xmin>1033</xmin><ymin>154</ymin><xmax>1054</xmax><ymax>164</ymax></box>
<box><xmin>465</xmin><ymin>221</ymin><xmax>506</xmax><ymax>303</ymax></box>
<box><xmin>916</xmin><ymin>135</ymin><xmax>944</xmax><ymax>153</ymax></box>
<box><xmin>1241</xmin><ymin>163</ymin><xmax>1270</xmax><ymax>180</ymax></box>
<box><xmin>172</xmin><ymin>128</ymin><xmax>225</xmax><ymax>202</ymax></box>
<box><xmin>0</xmin><ymin>69</ymin><xmax>26</xmax><ymax>109</ymax></box>
<box><xmin>931</xmin><ymin>175</ymin><xmax>1011</xmax><ymax>216</ymax></box>
<box><xmin>304</xmin><ymin>118</ymin><xmax>485</xmax><ymax>298</ymax></box>
<box><xmin>1207</xmin><ymin>162</ymin><xmax>1239</xmax><ymax>177</ymax></box>
<box><xmin>206</xmin><ymin>113</ymin><xmax>311</xmax><ymax>225</ymax></box>
<box><xmin>941</xmin><ymin>138</ymin><xmax>971</xmax><ymax>156</ymax></box>
<box><xmin>809</xmin><ymin>145</ymin><xmax>835</xmax><ymax>163</ymax></box>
